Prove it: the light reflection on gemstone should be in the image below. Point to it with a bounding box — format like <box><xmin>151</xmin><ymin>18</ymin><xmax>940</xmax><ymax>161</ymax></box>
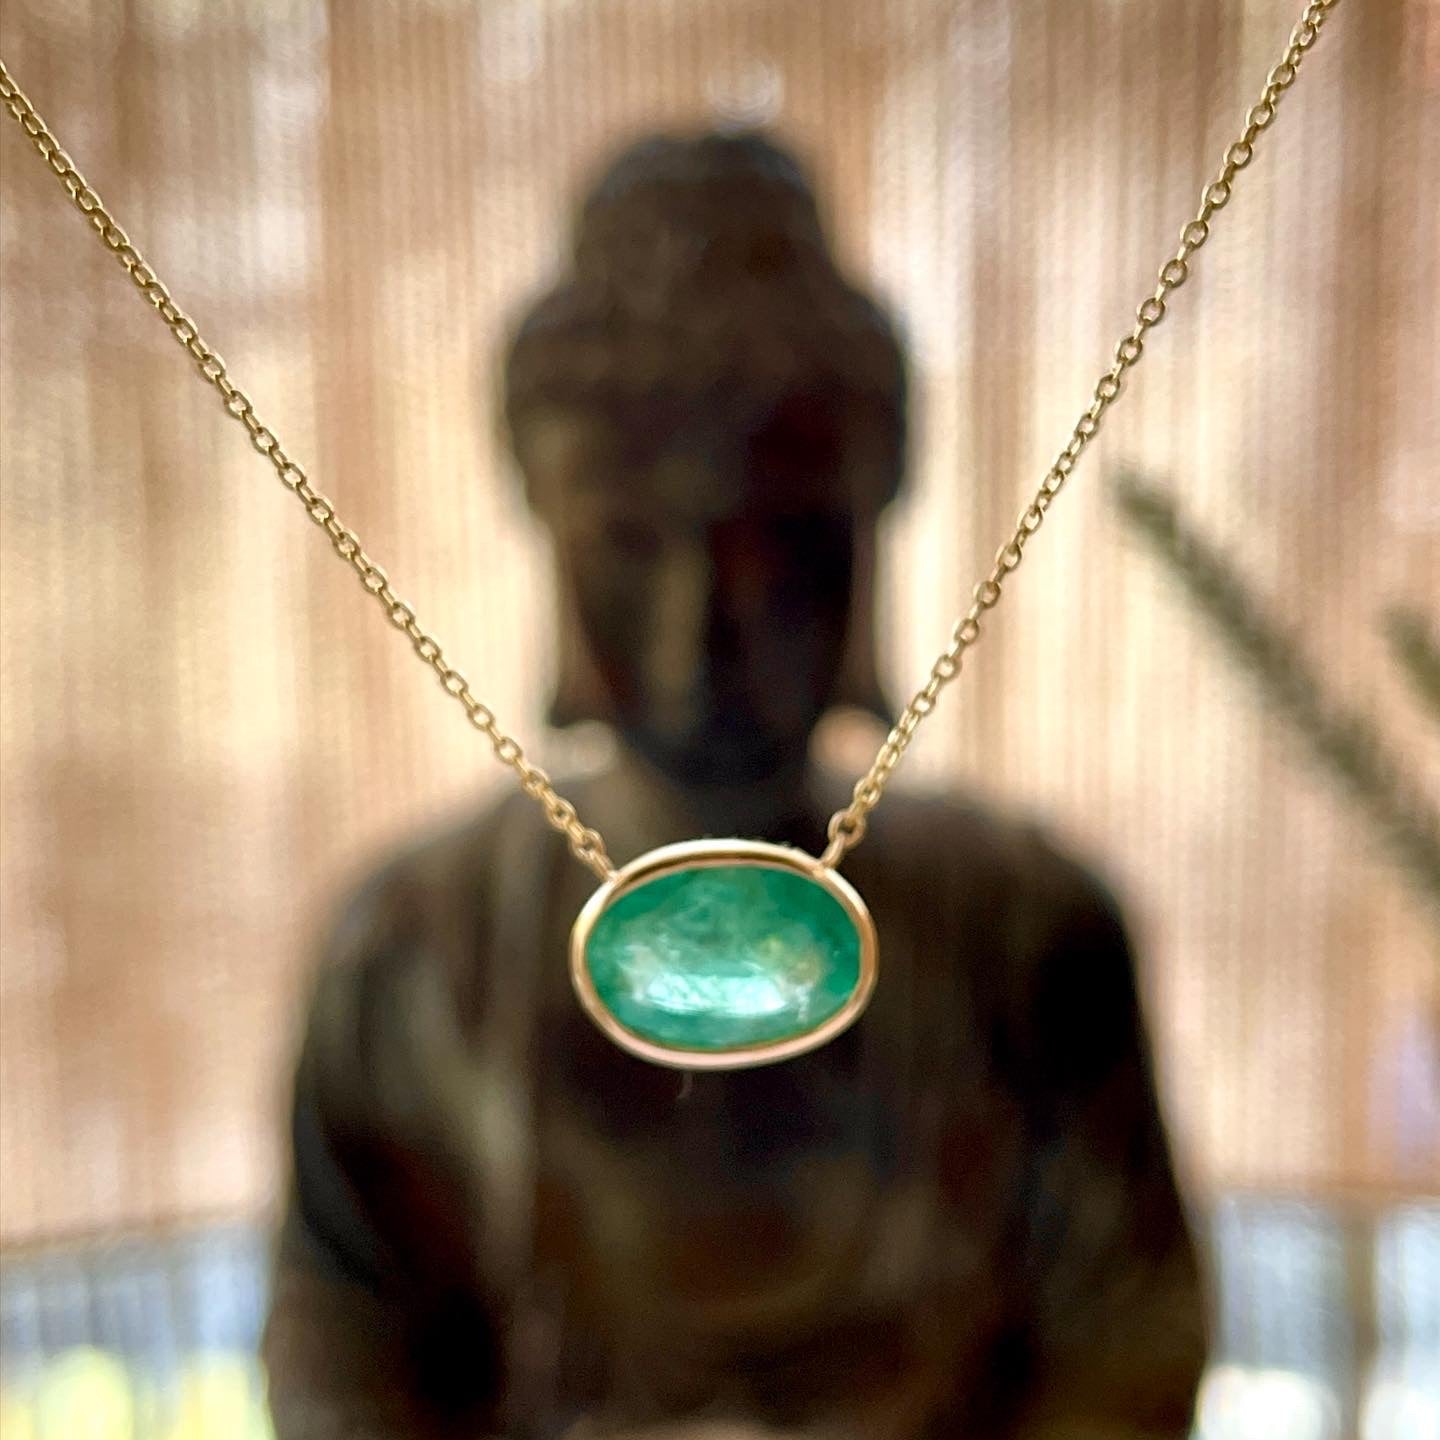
<box><xmin>640</xmin><ymin>967</ymin><xmax>791</xmax><ymax>1018</ymax></box>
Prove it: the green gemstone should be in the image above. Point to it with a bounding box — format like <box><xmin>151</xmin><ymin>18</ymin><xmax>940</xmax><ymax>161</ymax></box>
<box><xmin>584</xmin><ymin>864</ymin><xmax>863</xmax><ymax>1052</ymax></box>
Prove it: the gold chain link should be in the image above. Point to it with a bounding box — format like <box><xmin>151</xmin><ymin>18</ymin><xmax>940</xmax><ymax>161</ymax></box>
<box><xmin>0</xmin><ymin>0</ymin><xmax>1338</xmax><ymax>882</ymax></box>
<box><xmin>0</xmin><ymin>57</ymin><xmax>616</xmax><ymax>881</ymax></box>
<box><xmin>818</xmin><ymin>0</ymin><xmax>1341</xmax><ymax>866</ymax></box>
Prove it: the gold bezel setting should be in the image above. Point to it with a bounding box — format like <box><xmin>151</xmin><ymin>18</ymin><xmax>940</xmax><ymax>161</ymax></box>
<box><xmin>569</xmin><ymin>839</ymin><xmax>878</xmax><ymax>1071</ymax></box>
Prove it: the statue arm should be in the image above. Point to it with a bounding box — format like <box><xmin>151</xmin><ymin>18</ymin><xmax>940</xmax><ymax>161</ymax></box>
<box><xmin>263</xmin><ymin>1217</ymin><xmax>434</xmax><ymax>1439</ymax></box>
<box><xmin>992</xmin><ymin>857</ymin><xmax>1209</xmax><ymax>1438</ymax></box>
<box><xmin>263</xmin><ymin>872</ymin><xmax>507</xmax><ymax>1440</ymax></box>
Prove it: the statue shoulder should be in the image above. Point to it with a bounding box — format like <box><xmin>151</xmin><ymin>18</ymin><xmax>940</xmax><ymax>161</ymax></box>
<box><xmin>864</xmin><ymin>785</ymin><xmax>1129</xmax><ymax>936</ymax></box>
<box><xmin>889</xmin><ymin>790</ymin><xmax>1145</xmax><ymax>1096</ymax></box>
<box><xmin>294</xmin><ymin>790</ymin><xmax>545</xmax><ymax>1093</ymax></box>
<box><xmin>316</xmin><ymin>789</ymin><xmax>534</xmax><ymax>966</ymax></box>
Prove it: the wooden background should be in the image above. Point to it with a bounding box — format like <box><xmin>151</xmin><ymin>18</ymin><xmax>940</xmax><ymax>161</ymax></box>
<box><xmin>1</xmin><ymin>0</ymin><xmax>1436</xmax><ymax>1244</ymax></box>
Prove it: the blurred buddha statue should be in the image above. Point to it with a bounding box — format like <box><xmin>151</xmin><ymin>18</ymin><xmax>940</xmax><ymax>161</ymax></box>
<box><xmin>264</xmin><ymin>132</ymin><xmax>1206</xmax><ymax>1439</ymax></box>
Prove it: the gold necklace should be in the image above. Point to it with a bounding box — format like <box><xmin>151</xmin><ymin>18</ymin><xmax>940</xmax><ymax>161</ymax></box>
<box><xmin>0</xmin><ymin>1</ymin><xmax>1339</xmax><ymax>1071</ymax></box>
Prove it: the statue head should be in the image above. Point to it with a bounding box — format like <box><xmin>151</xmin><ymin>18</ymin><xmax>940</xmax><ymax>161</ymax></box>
<box><xmin>504</xmin><ymin>131</ymin><xmax>907</xmax><ymax>785</ymax></box>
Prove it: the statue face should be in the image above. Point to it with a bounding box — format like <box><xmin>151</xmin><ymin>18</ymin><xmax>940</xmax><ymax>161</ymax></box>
<box><xmin>506</xmin><ymin>132</ymin><xmax>907</xmax><ymax>776</ymax></box>
<box><xmin>533</xmin><ymin>412</ymin><xmax>859</xmax><ymax>783</ymax></box>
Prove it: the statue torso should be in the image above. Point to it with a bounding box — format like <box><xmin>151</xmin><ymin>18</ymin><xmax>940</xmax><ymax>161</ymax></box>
<box><xmin>290</xmin><ymin>766</ymin><xmax>1195</xmax><ymax>1438</ymax></box>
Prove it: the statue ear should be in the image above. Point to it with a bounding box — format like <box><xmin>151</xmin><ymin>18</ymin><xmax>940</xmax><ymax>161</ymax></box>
<box><xmin>835</xmin><ymin>523</ymin><xmax>894</xmax><ymax>726</ymax></box>
<box><xmin>547</xmin><ymin>572</ymin><xmax>615</xmax><ymax>729</ymax></box>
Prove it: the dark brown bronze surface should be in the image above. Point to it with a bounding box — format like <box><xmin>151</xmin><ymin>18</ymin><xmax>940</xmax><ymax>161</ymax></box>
<box><xmin>264</xmin><ymin>132</ymin><xmax>1205</xmax><ymax>1440</ymax></box>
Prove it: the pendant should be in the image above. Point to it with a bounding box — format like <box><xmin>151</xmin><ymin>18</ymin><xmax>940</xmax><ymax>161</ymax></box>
<box><xmin>570</xmin><ymin>839</ymin><xmax>878</xmax><ymax>1071</ymax></box>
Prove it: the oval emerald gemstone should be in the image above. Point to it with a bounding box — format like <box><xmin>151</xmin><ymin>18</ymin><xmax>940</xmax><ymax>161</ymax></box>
<box><xmin>584</xmin><ymin>863</ymin><xmax>863</xmax><ymax>1052</ymax></box>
